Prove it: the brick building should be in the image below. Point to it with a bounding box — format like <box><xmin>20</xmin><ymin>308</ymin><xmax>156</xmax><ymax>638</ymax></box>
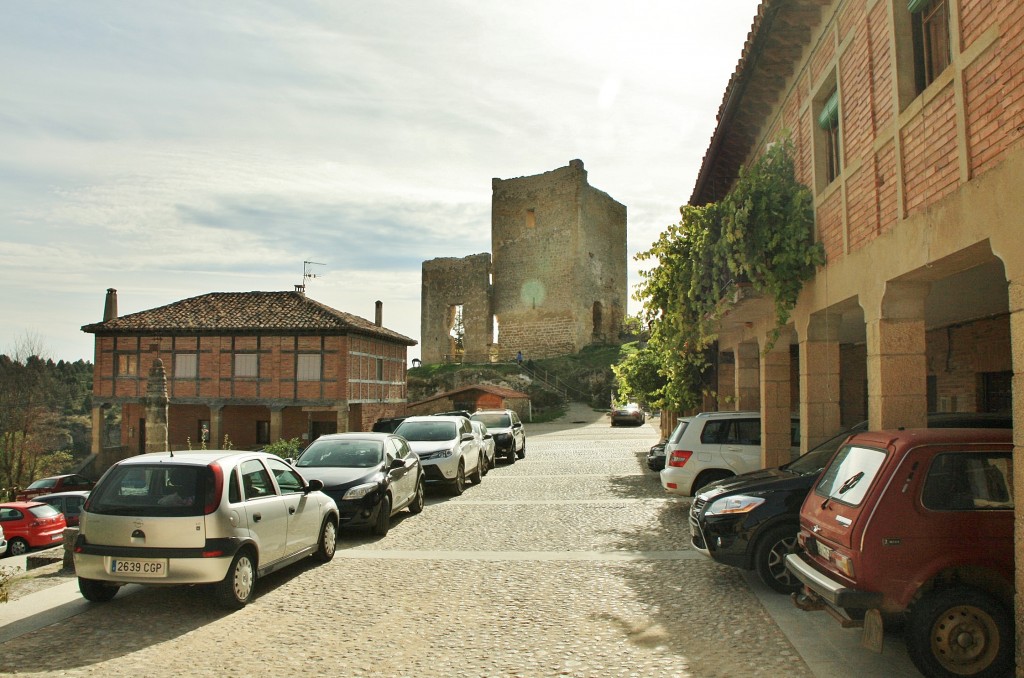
<box><xmin>691</xmin><ymin>0</ymin><xmax>1023</xmax><ymax>657</ymax></box>
<box><xmin>82</xmin><ymin>289</ymin><xmax>415</xmax><ymax>461</ymax></box>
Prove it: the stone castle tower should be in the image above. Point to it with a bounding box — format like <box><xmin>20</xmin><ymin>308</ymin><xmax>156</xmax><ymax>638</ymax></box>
<box><xmin>421</xmin><ymin>160</ymin><xmax>626</xmax><ymax>363</ymax></box>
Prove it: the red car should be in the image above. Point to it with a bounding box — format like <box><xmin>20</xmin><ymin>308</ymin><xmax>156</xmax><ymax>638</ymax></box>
<box><xmin>786</xmin><ymin>428</ymin><xmax>1013</xmax><ymax>678</ymax></box>
<box><xmin>15</xmin><ymin>474</ymin><xmax>94</xmax><ymax>501</ymax></box>
<box><xmin>0</xmin><ymin>501</ymin><xmax>68</xmax><ymax>557</ymax></box>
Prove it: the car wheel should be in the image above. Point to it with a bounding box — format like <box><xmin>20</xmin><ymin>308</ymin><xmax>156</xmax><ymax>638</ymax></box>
<box><xmin>79</xmin><ymin>577</ymin><xmax>119</xmax><ymax>602</ymax></box>
<box><xmin>215</xmin><ymin>549</ymin><xmax>256</xmax><ymax>610</ymax></box>
<box><xmin>517</xmin><ymin>441</ymin><xmax>526</xmax><ymax>459</ymax></box>
<box><xmin>408</xmin><ymin>476</ymin><xmax>425</xmax><ymax>514</ymax></box>
<box><xmin>691</xmin><ymin>470</ymin><xmax>732</xmax><ymax>495</ymax></box>
<box><xmin>449</xmin><ymin>461</ymin><xmax>466</xmax><ymax>495</ymax></box>
<box><xmin>506</xmin><ymin>448</ymin><xmax>516</xmax><ymax>464</ymax></box>
<box><xmin>754</xmin><ymin>524</ymin><xmax>801</xmax><ymax>594</ymax></box>
<box><xmin>372</xmin><ymin>495</ymin><xmax>391</xmax><ymax>536</ymax></box>
<box><xmin>314</xmin><ymin>518</ymin><xmax>337</xmax><ymax>562</ymax></box>
<box><xmin>469</xmin><ymin>454</ymin><xmax>483</xmax><ymax>484</ymax></box>
<box><xmin>906</xmin><ymin>586</ymin><xmax>1013</xmax><ymax>678</ymax></box>
<box><xmin>6</xmin><ymin>537</ymin><xmax>28</xmax><ymax>557</ymax></box>
<box><xmin>481</xmin><ymin>452</ymin><xmax>490</xmax><ymax>476</ymax></box>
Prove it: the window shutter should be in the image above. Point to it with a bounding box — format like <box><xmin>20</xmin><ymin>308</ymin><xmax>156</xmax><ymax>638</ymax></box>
<box><xmin>817</xmin><ymin>90</ymin><xmax>839</xmax><ymax>129</ymax></box>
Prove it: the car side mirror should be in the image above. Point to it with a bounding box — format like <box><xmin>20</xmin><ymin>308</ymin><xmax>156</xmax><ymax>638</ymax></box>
<box><xmin>306</xmin><ymin>478</ymin><xmax>324</xmax><ymax>493</ymax></box>
<box><xmin>484</xmin><ymin>434</ymin><xmax>492</xmax><ymax>440</ymax></box>
<box><xmin>461</xmin><ymin>432</ymin><xmax>474</xmax><ymax>442</ymax></box>
<box><xmin>512</xmin><ymin>423</ymin><xmax>522</xmax><ymax>429</ymax></box>
<box><xmin>388</xmin><ymin>458</ymin><xmax>404</xmax><ymax>470</ymax></box>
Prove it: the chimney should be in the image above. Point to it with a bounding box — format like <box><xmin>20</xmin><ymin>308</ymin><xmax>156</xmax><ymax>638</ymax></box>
<box><xmin>375</xmin><ymin>300</ymin><xmax>383</xmax><ymax>327</ymax></box>
<box><xmin>103</xmin><ymin>288</ymin><xmax>118</xmax><ymax>322</ymax></box>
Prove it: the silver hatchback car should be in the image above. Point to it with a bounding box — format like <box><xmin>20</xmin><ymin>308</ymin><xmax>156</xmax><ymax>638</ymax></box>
<box><xmin>73</xmin><ymin>451</ymin><xmax>339</xmax><ymax>609</ymax></box>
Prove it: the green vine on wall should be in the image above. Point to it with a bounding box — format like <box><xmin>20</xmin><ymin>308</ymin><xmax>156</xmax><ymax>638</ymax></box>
<box><xmin>622</xmin><ymin>139</ymin><xmax>824</xmax><ymax>412</ymax></box>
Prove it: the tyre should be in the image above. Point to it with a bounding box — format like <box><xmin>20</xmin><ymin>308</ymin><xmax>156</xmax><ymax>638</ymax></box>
<box><xmin>314</xmin><ymin>518</ymin><xmax>337</xmax><ymax>562</ymax></box>
<box><xmin>449</xmin><ymin>461</ymin><xmax>466</xmax><ymax>495</ymax></box>
<box><xmin>691</xmin><ymin>470</ymin><xmax>732</xmax><ymax>495</ymax></box>
<box><xmin>754</xmin><ymin>524</ymin><xmax>801</xmax><ymax>594</ymax></box>
<box><xmin>215</xmin><ymin>549</ymin><xmax>256</xmax><ymax>610</ymax></box>
<box><xmin>6</xmin><ymin>537</ymin><xmax>28</xmax><ymax>557</ymax></box>
<box><xmin>906</xmin><ymin>586</ymin><xmax>1013</xmax><ymax>678</ymax></box>
<box><xmin>469</xmin><ymin>454</ymin><xmax>483</xmax><ymax>484</ymax></box>
<box><xmin>517</xmin><ymin>440</ymin><xmax>526</xmax><ymax>459</ymax></box>
<box><xmin>506</xmin><ymin>448</ymin><xmax>516</xmax><ymax>465</ymax></box>
<box><xmin>79</xmin><ymin>577</ymin><xmax>119</xmax><ymax>602</ymax></box>
<box><xmin>372</xmin><ymin>495</ymin><xmax>391</xmax><ymax>536</ymax></box>
<box><xmin>481</xmin><ymin>452</ymin><xmax>490</xmax><ymax>476</ymax></box>
<box><xmin>408</xmin><ymin>476</ymin><xmax>425</xmax><ymax>514</ymax></box>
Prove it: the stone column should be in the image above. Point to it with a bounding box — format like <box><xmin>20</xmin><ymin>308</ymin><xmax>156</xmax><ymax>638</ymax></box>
<box><xmin>799</xmin><ymin>316</ymin><xmax>842</xmax><ymax>453</ymax></box>
<box><xmin>209</xmin><ymin>404</ymin><xmax>224</xmax><ymax>449</ymax></box>
<box><xmin>335</xmin><ymin>401</ymin><xmax>350</xmax><ymax>434</ymax></box>
<box><xmin>270</xmin><ymin>406</ymin><xmax>284</xmax><ymax>443</ymax></box>
<box><xmin>735</xmin><ymin>342</ymin><xmax>760</xmax><ymax>411</ymax></box>
<box><xmin>864</xmin><ymin>282</ymin><xmax>929</xmax><ymax>430</ymax></box>
<box><xmin>718</xmin><ymin>350</ymin><xmax>736</xmax><ymax>406</ymax></box>
<box><xmin>90</xmin><ymin>405</ymin><xmax>104</xmax><ymax>455</ymax></box>
<box><xmin>759</xmin><ymin>330</ymin><xmax>792</xmax><ymax>468</ymax></box>
<box><xmin>1006</xmin><ymin>276</ymin><xmax>1024</xmax><ymax>672</ymax></box>
<box><xmin>143</xmin><ymin>359</ymin><xmax>169</xmax><ymax>453</ymax></box>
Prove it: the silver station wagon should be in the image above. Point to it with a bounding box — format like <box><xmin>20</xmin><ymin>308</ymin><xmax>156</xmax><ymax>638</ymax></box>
<box><xmin>73</xmin><ymin>451</ymin><xmax>339</xmax><ymax>609</ymax></box>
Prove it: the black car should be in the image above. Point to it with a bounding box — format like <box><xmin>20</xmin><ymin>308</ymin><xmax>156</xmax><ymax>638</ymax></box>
<box><xmin>470</xmin><ymin>409</ymin><xmax>525</xmax><ymax>463</ymax></box>
<box><xmin>294</xmin><ymin>432</ymin><xmax>424</xmax><ymax>537</ymax></box>
<box><xmin>646</xmin><ymin>441</ymin><xmax>667</xmax><ymax>471</ymax></box>
<box><xmin>689</xmin><ymin>412</ymin><xmax>1012</xmax><ymax>593</ymax></box>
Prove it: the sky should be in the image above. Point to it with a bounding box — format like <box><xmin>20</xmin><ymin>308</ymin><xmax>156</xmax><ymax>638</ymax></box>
<box><xmin>1</xmin><ymin>1</ymin><xmax>762</xmax><ymax>364</ymax></box>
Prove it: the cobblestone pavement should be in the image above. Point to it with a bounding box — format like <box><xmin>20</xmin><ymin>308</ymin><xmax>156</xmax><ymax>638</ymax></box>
<box><xmin>0</xmin><ymin>406</ymin><xmax>814</xmax><ymax>677</ymax></box>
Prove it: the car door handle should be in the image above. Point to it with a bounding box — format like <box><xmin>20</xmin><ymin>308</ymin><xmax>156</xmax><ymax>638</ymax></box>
<box><xmin>289</xmin><ymin>507</ymin><xmax>296</xmax><ymax>514</ymax></box>
<box><xmin>253</xmin><ymin>513</ymin><xmax>262</xmax><ymax>522</ymax></box>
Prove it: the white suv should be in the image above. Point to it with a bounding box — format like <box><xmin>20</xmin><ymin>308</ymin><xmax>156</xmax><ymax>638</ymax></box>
<box><xmin>394</xmin><ymin>416</ymin><xmax>483</xmax><ymax>495</ymax></box>
<box><xmin>73</xmin><ymin>451</ymin><xmax>339</xmax><ymax>609</ymax></box>
<box><xmin>659</xmin><ymin>411</ymin><xmax>799</xmax><ymax>496</ymax></box>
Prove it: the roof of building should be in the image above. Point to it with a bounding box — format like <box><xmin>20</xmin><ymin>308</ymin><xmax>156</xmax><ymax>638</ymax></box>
<box><xmin>690</xmin><ymin>0</ymin><xmax>827</xmax><ymax>205</ymax></box>
<box><xmin>411</xmin><ymin>383</ymin><xmax>530</xmax><ymax>407</ymax></box>
<box><xmin>80</xmin><ymin>291</ymin><xmax>417</xmax><ymax>345</ymax></box>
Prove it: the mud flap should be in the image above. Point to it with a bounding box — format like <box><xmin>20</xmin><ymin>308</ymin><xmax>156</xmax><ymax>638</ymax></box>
<box><xmin>860</xmin><ymin>608</ymin><xmax>884</xmax><ymax>653</ymax></box>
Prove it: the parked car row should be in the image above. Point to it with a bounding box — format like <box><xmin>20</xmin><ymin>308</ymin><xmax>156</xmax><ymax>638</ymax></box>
<box><xmin>669</xmin><ymin>411</ymin><xmax>1013</xmax><ymax>678</ymax></box>
<box><xmin>67</xmin><ymin>409</ymin><xmax>526</xmax><ymax>610</ymax></box>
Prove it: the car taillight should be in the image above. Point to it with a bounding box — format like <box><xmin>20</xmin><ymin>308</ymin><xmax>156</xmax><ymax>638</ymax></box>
<box><xmin>204</xmin><ymin>464</ymin><xmax>224</xmax><ymax>515</ymax></box>
<box><xmin>668</xmin><ymin>450</ymin><xmax>693</xmax><ymax>467</ymax></box>
<box><xmin>832</xmin><ymin>551</ymin><xmax>855</xmax><ymax>578</ymax></box>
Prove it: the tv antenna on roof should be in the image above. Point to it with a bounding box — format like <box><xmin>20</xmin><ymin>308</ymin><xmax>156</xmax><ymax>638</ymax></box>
<box><xmin>296</xmin><ymin>260</ymin><xmax>325</xmax><ymax>294</ymax></box>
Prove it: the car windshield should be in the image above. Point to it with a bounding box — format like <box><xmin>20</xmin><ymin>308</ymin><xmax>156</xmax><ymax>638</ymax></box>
<box><xmin>26</xmin><ymin>478</ymin><xmax>58</xmax><ymax>490</ymax></box>
<box><xmin>472</xmin><ymin>413</ymin><xmax>511</xmax><ymax>428</ymax></box>
<box><xmin>396</xmin><ymin>420</ymin><xmax>458</xmax><ymax>441</ymax></box>
<box><xmin>28</xmin><ymin>504</ymin><xmax>60</xmax><ymax>518</ymax></box>
<box><xmin>815</xmin><ymin>444</ymin><xmax>887</xmax><ymax>507</ymax></box>
<box><xmin>87</xmin><ymin>464</ymin><xmax>214</xmax><ymax>517</ymax></box>
<box><xmin>785</xmin><ymin>423</ymin><xmax>869</xmax><ymax>475</ymax></box>
<box><xmin>296</xmin><ymin>440</ymin><xmax>384</xmax><ymax>468</ymax></box>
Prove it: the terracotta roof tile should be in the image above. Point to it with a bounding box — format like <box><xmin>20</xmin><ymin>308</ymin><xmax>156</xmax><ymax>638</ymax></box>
<box><xmin>81</xmin><ymin>291</ymin><xmax>416</xmax><ymax>345</ymax></box>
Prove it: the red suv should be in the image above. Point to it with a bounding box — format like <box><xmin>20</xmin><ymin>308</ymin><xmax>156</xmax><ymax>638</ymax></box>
<box><xmin>785</xmin><ymin>428</ymin><xmax>1014</xmax><ymax>678</ymax></box>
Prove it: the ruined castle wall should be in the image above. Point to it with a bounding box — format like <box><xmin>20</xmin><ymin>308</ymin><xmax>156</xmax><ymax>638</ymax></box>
<box><xmin>420</xmin><ymin>253</ymin><xmax>491</xmax><ymax>363</ymax></box>
<box><xmin>490</xmin><ymin>159</ymin><xmax>626</xmax><ymax>359</ymax></box>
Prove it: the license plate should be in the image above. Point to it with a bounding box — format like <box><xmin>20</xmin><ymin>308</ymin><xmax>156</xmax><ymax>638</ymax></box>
<box><xmin>816</xmin><ymin>541</ymin><xmax>833</xmax><ymax>560</ymax></box>
<box><xmin>108</xmin><ymin>557</ymin><xmax>168</xmax><ymax>577</ymax></box>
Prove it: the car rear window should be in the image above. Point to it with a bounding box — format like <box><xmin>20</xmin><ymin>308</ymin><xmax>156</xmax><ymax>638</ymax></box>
<box><xmin>921</xmin><ymin>452</ymin><xmax>1014</xmax><ymax>511</ymax></box>
<box><xmin>815</xmin><ymin>444</ymin><xmax>886</xmax><ymax>507</ymax></box>
<box><xmin>87</xmin><ymin>464</ymin><xmax>214</xmax><ymax>517</ymax></box>
<box><xmin>472</xmin><ymin>413</ymin><xmax>511</xmax><ymax>428</ymax></box>
<box><xmin>28</xmin><ymin>504</ymin><xmax>60</xmax><ymax>518</ymax></box>
<box><xmin>396</xmin><ymin>421</ymin><xmax>458</xmax><ymax>441</ymax></box>
<box><xmin>668</xmin><ymin>420</ymin><xmax>689</xmax><ymax>444</ymax></box>
<box><xmin>27</xmin><ymin>478</ymin><xmax>58</xmax><ymax>490</ymax></box>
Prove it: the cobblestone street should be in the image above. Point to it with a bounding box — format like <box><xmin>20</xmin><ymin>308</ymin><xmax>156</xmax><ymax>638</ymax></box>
<box><xmin>0</xmin><ymin>406</ymin><xmax>817</xmax><ymax>677</ymax></box>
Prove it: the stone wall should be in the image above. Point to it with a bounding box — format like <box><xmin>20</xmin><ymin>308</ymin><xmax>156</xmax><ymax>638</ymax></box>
<box><xmin>420</xmin><ymin>253</ymin><xmax>492</xmax><ymax>363</ymax></box>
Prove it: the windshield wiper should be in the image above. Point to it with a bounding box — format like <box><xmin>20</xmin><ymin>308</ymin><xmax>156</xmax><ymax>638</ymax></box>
<box><xmin>821</xmin><ymin>471</ymin><xmax>865</xmax><ymax>509</ymax></box>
